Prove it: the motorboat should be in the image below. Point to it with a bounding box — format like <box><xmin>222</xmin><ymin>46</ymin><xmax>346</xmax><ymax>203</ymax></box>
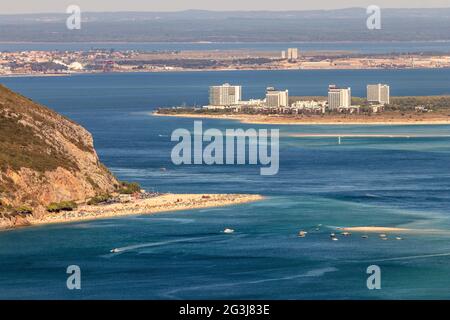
<box><xmin>223</xmin><ymin>228</ymin><xmax>235</xmax><ymax>234</ymax></box>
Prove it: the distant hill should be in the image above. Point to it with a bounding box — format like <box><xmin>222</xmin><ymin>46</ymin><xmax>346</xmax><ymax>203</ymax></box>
<box><xmin>0</xmin><ymin>85</ymin><xmax>118</xmax><ymax>223</ymax></box>
<box><xmin>0</xmin><ymin>8</ymin><xmax>449</xmax><ymax>42</ymax></box>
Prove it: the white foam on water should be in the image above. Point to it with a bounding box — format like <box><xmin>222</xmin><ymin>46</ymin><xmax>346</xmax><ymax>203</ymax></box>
<box><xmin>162</xmin><ymin>267</ymin><xmax>338</xmax><ymax>299</ymax></box>
<box><xmin>110</xmin><ymin>236</ymin><xmax>214</xmax><ymax>254</ymax></box>
<box><xmin>369</xmin><ymin>252</ymin><xmax>450</xmax><ymax>262</ymax></box>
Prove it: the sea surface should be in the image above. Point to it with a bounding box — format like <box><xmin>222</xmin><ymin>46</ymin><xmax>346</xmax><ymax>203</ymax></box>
<box><xmin>0</xmin><ymin>69</ymin><xmax>450</xmax><ymax>299</ymax></box>
<box><xmin>2</xmin><ymin>41</ymin><xmax>450</xmax><ymax>54</ymax></box>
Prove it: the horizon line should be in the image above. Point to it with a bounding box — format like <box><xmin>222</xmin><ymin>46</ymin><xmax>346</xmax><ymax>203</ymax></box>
<box><xmin>1</xmin><ymin>7</ymin><xmax>450</xmax><ymax>16</ymax></box>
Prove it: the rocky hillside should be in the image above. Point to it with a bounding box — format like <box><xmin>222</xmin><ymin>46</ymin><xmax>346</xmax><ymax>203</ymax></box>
<box><xmin>0</xmin><ymin>84</ymin><xmax>119</xmax><ymax>223</ymax></box>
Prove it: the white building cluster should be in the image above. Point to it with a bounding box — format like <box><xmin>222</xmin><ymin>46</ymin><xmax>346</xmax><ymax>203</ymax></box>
<box><xmin>205</xmin><ymin>83</ymin><xmax>390</xmax><ymax>114</ymax></box>
<box><xmin>281</xmin><ymin>48</ymin><xmax>299</xmax><ymax>61</ymax></box>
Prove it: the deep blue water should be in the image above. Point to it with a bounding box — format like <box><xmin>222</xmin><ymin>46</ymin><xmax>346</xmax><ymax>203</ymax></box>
<box><xmin>0</xmin><ymin>70</ymin><xmax>450</xmax><ymax>299</ymax></box>
<box><xmin>2</xmin><ymin>41</ymin><xmax>450</xmax><ymax>54</ymax></box>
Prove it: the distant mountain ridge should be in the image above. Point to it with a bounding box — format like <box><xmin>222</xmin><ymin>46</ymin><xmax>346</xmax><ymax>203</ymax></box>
<box><xmin>0</xmin><ymin>8</ymin><xmax>449</xmax><ymax>42</ymax></box>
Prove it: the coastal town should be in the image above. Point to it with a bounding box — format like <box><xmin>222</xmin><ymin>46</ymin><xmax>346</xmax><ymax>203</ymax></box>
<box><xmin>2</xmin><ymin>47</ymin><xmax>450</xmax><ymax>75</ymax></box>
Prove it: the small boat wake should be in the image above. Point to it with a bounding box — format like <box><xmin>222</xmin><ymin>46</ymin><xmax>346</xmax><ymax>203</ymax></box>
<box><xmin>108</xmin><ymin>236</ymin><xmax>214</xmax><ymax>255</ymax></box>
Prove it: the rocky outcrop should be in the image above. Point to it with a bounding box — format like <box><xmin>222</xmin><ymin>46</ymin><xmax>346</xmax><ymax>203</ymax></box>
<box><xmin>0</xmin><ymin>84</ymin><xmax>119</xmax><ymax>220</ymax></box>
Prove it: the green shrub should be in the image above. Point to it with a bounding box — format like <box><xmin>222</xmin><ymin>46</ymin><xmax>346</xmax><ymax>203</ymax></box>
<box><xmin>14</xmin><ymin>205</ymin><xmax>33</xmax><ymax>215</ymax></box>
<box><xmin>46</xmin><ymin>201</ymin><xmax>77</xmax><ymax>213</ymax></box>
<box><xmin>87</xmin><ymin>194</ymin><xmax>111</xmax><ymax>205</ymax></box>
<box><xmin>118</xmin><ymin>181</ymin><xmax>141</xmax><ymax>194</ymax></box>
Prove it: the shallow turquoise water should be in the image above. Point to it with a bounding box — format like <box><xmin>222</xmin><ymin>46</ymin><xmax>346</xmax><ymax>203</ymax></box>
<box><xmin>0</xmin><ymin>71</ymin><xmax>449</xmax><ymax>299</ymax></box>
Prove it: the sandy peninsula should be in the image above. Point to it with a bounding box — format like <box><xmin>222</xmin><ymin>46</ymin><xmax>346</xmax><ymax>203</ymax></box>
<box><xmin>341</xmin><ymin>226</ymin><xmax>411</xmax><ymax>233</ymax></box>
<box><xmin>0</xmin><ymin>193</ymin><xmax>264</xmax><ymax>231</ymax></box>
<box><xmin>154</xmin><ymin>112</ymin><xmax>450</xmax><ymax>125</ymax></box>
<box><xmin>290</xmin><ymin>133</ymin><xmax>450</xmax><ymax>138</ymax></box>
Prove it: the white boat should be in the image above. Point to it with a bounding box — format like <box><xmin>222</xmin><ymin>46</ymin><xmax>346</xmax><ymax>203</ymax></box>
<box><xmin>331</xmin><ymin>237</ymin><xmax>339</xmax><ymax>241</ymax></box>
<box><xmin>223</xmin><ymin>228</ymin><xmax>235</xmax><ymax>234</ymax></box>
<box><xmin>379</xmin><ymin>234</ymin><xmax>387</xmax><ymax>238</ymax></box>
<box><xmin>110</xmin><ymin>248</ymin><xmax>120</xmax><ymax>253</ymax></box>
<box><xmin>341</xmin><ymin>232</ymin><xmax>351</xmax><ymax>236</ymax></box>
<box><xmin>362</xmin><ymin>235</ymin><xmax>369</xmax><ymax>239</ymax></box>
<box><xmin>395</xmin><ymin>237</ymin><xmax>403</xmax><ymax>240</ymax></box>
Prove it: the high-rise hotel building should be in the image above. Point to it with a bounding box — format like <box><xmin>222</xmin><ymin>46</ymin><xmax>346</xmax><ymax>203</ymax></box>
<box><xmin>209</xmin><ymin>83</ymin><xmax>242</xmax><ymax>106</ymax></box>
<box><xmin>367</xmin><ymin>84</ymin><xmax>390</xmax><ymax>105</ymax></box>
<box><xmin>287</xmin><ymin>48</ymin><xmax>299</xmax><ymax>61</ymax></box>
<box><xmin>266</xmin><ymin>87</ymin><xmax>289</xmax><ymax>108</ymax></box>
<box><xmin>328</xmin><ymin>85</ymin><xmax>351</xmax><ymax>109</ymax></box>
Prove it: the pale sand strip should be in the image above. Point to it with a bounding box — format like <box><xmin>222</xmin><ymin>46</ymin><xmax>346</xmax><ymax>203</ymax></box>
<box><xmin>290</xmin><ymin>134</ymin><xmax>450</xmax><ymax>138</ymax></box>
<box><xmin>1</xmin><ymin>194</ymin><xmax>264</xmax><ymax>231</ymax></box>
<box><xmin>341</xmin><ymin>226</ymin><xmax>450</xmax><ymax>236</ymax></box>
<box><xmin>342</xmin><ymin>226</ymin><xmax>411</xmax><ymax>233</ymax></box>
<box><xmin>153</xmin><ymin>112</ymin><xmax>450</xmax><ymax>126</ymax></box>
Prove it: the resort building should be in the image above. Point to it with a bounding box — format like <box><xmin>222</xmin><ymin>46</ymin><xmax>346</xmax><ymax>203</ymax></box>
<box><xmin>238</xmin><ymin>99</ymin><xmax>266</xmax><ymax>107</ymax></box>
<box><xmin>266</xmin><ymin>87</ymin><xmax>289</xmax><ymax>108</ymax></box>
<box><xmin>287</xmin><ymin>48</ymin><xmax>299</xmax><ymax>61</ymax></box>
<box><xmin>367</xmin><ymin>84</ymin><xmax>390</xmax><ymax>105</ymax></box>
<box><xmin>291</xmin><ymin>100</ymin><xmax>327</xmax><ymax>113</ymax></box>
<box><xmin>328</xmin><ymin>85</ymin><xmax>352</xmax><ymax>109</ymax></box>
<box><xmin>209</xmin><ymin>83</ymin><xmax>242</xmax><ymax>106</ymax></box>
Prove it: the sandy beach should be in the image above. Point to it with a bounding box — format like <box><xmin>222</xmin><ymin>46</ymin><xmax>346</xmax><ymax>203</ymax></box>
<box><xmin>154</xmin><ymin>112</ymin><xmax>450</xmax><ymax>125</ymax></box>
<box><xmin>0</xmin><ymin>193</ymin><xmax>264</xmax><ymax>231</ymax></box>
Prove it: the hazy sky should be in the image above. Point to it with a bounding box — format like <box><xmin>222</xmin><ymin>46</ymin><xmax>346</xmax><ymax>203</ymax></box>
<box><xmin>1</xmin><ymin>0</ymin><xmax>449</xmax><ymax>14</ymax></box>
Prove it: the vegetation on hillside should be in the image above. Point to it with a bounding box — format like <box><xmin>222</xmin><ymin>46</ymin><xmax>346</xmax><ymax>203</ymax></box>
<box><xmin>87</xmin><ymin>194</ymin><xmax>112</xmax><ymax>205</ymax></box>
<box><xmin>118</xmin><ymin>181</ymin><xmax>141</xmax><ymax>194</ymax></box>
<box><xmin>0</xmin><ymin>84</ymin><xmax>94</xmax><ymax>172</ymax></box>
<box><xmin>0</xmin><ymin>115</ymin><xmax>77</xmax><ymax>172</ymax></box>
<box><xmin>46</xmin><ymin>201</ymin><xmax>78</xmax><ymax>213</ymax></box>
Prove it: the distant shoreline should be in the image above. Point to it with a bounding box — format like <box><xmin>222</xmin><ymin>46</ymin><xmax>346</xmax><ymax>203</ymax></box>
<box><xmin>2</xmin><ymin>65</ymin><xmax>450</xmax><ymax>78</ymax></box>
<box><xmin>153</xmin><ymin>112</ymin><xmax>450</xmax><ymax>126</ymax></box>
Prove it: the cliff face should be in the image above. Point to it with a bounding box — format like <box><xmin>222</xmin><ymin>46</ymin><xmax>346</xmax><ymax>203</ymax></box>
<box><xmin>0</xmin><ymin>84</ymin><xmax>119</xmax><ymax>219</ymax></box>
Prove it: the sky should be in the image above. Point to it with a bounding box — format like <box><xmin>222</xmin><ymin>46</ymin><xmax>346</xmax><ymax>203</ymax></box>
<box><xmin>0</xmin><ymin>0</ymin><xmax>449</xmax><ymax>14</ymax></box>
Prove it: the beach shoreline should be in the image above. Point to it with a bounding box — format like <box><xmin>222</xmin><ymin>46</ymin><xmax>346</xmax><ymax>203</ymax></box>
<box><xmin>0</xmin><ymin>193</ymin><xmax>264</xmax><ymax>231</ymax></box>
<box><xmin>153</xmin><ymin>112</ymin><xmax>450</xmax><ymax>125</ymax></box>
